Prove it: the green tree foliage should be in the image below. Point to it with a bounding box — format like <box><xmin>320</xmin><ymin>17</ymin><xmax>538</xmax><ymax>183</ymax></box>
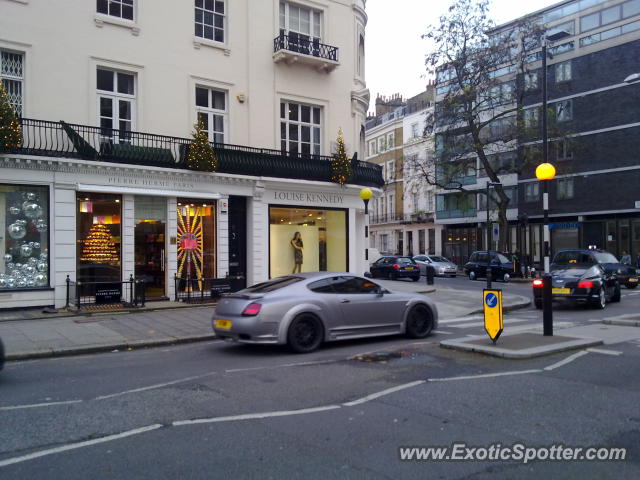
<box><xmin>331</xmin><ymin>128</ymin><xmax>352</xmax><ymax>185</ymax></box>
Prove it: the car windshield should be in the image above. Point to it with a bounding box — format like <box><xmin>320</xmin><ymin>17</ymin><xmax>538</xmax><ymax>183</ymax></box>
<box><xmin>495</xmin><ymin>253</ymin><xmax>510</xmax><ymax>263</ymax></box>
<box><xmin>395</xmin><ymin>257</ymin><xmax>415</xmax><ymax>265</ymax></box>
<box><xmin>244</xmin><ymin>276</ymin><xmax>303</xmax><ymax>292</ymax></box>
<box><xmin>593</xmin><ymin>252</ymin><xmax>619</xmax><ymax>264</ymax></box>
<box><xmin>429</xmin><ymin>256</ymin><xmax>447</xmax><ymax>263</ymax></box>
<box><xmin>553</xmin><ymin>251</ymin><xmax>595</xmax><ymax>265</ymax></box>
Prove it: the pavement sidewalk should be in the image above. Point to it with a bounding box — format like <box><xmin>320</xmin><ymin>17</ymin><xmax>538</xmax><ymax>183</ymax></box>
<box><xmin>0</xmin><ymin>282</ymin><xmax>532</xmax><ymax>361</ymax></box>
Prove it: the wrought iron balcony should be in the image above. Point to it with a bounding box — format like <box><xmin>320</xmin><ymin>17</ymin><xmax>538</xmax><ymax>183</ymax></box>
<box><xmin>369</xmin><ymin>213</ymin><xmax>405</xmax><ymax>225</ymax></box>
<box><xmin>3</xmin><ymin>118</ymin><xmax>383</xmax><ymax>188</ymax></box>
<box><xmin>273</xmin><ymin>33</ymin><xmax>339</xmax><ymax>72</ymax></box>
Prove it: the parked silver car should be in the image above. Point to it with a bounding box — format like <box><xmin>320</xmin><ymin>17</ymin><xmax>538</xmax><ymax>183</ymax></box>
<box><xmin>212</xmin><ymin>272</ymin><xmax>438</xmax><ymax>353</ymax></box>
<box><xmin>413</xmin><ymin>255</ymin><xmax>458</xmax><ymax>277</ymax></box>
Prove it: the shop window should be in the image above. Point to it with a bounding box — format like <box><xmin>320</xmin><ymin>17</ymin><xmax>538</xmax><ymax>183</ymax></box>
<box><xmin>269</xmin><ymin>206</ymin><xmax>347</xmax><ymax>278</ymax></box>
<box><xmin>0</xmin><ymin>185</ymin><xmax>49</xmax><ymax>290</ymax></box>
<box><xmin>77</xmin><ymin>193</ymin><xmax>121</xmax><ymax>283</ymax></box>
<box><xmin>176</xmin><ymin>199</ymin><xmax>217</xmax><ymax>280</ymax></box>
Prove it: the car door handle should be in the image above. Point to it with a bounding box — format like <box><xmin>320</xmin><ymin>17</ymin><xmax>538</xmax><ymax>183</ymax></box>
<box><xmin>340</xmin><ymin>299</ymin><xmax>350</xmax><ymax>303</ymax></box>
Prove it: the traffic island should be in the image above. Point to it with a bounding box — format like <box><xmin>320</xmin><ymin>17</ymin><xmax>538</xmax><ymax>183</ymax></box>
<box><xmin>602</xmin><ymin>314</ymin><xmax>640</xmax><ymax>327</ymax></box>
<box><xmin>440</xmin><ymin>332</ymin><xmax>603</xmax><ymax>359</ymax></box>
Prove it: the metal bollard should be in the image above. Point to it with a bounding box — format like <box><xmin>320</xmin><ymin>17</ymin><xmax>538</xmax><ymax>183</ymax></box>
<box><xmin>426</xmin><ymin>266</ymin><xmax>435</xmax><ymax>285</ymax></box>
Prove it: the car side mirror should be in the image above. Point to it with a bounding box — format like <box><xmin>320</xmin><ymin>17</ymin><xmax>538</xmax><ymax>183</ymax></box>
<box><xmin>364</xmin><ymin>271</ymin><xmax>372</xmax><ymax>278</ymax></box>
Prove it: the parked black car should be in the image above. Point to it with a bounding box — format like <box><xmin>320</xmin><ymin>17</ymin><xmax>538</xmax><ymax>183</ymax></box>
<box><xmin>532</xmin><ymin>249</ymin><xmax>621</xmax><ymax>309</ymax></box>
<box><xmin>368</xmin><ymin>256</ymin><xmax>421</xmax><ymax>281</ymax></box>
<box><xmin>464</xmin><ymin>251</ymin><xmax>514</xmax><ymax>283</ymax></box>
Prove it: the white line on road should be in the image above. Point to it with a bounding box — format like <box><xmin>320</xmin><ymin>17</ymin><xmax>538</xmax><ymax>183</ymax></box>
<box><xmin>432</xmin><ymin>330</ymin><xmax>454</xmax><ymax>335</ymax></box>
<box><xmin>225</xmin><ymin>359</ymin><xmax>337</xmax><ymax>373</ymax></box>
<box><xmin>427</xmin><ymin>369</ymin><xmax>542</xmax><ymax>382</ymax></box>
<box><xmin>94</xmin><ymin>372</ymin><xmax>218</xmax><ymax>400</ymax></box>
<box><xmin>0</xmin><ymin>424</ymin><xmax>163</xmax><ymax>468</ymax></box>
<box><xmin>342</xmin><ymin>380</ymin><xmax>426</xmax><ymax>407</ymax></box>
<box><xmin>439</xmin><ymin>315</ymin><xmax>484</xmax><ymax>324</ymax></box>
<box><xmin>172</xmin><ymin>405</ymin><xmax>341</xmax><ymax>426</ymax></box>
<box><xmin>0</xmin><ymin>400</ymin><xmax>83</xmax><ymax>411</ymax></box>
<box><xmin>544</xmin><ymin>351</ymin><xmax>589</xmax><ymax>371</ymax></box>
<box><xmin>586</xmin><ymin>348</ymin><xmax>623</xmax><ymax>356</ymax></box>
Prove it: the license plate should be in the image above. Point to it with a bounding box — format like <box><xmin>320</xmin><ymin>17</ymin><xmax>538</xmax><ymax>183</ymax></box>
<box><xmin>405</xmin><ymin>266</ymin><xmax>415</xmax><ymax>270</ymax></box>
<box><xmin>629</xmin><ymin>278</ymin><xmax>638</xmax><ymax>282</ymax></box>
<box><xmin>552</xmin><ymin>288</ymin><xmax>571</xmax><ymax>294</ymax></box>
<box><xmin>215</xmin><ymin>319</ymin><xmax>232</xmax><ymax>330</ymax></box>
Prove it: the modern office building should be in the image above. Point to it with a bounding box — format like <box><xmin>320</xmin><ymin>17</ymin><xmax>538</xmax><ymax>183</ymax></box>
<box><xmin>0</xmin><ymin>0</ymin><xmax>381</xmax><ymax>309</ymax></box>
<box><xmin>434</xmin><ymin>0</ymin><xmax>640</xmax><ymax>267</ymax></box>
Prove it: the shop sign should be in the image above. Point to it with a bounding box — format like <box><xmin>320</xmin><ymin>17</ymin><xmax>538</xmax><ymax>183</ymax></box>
<box><xmin>95</xmin><ymin>283</ymin><xmax>122</xmax><ymax>304</ymax></box>
<box><xmin>548</xmin><ymin>222</ymin><xmax>580</xmax><ymax>230</ymax></box>
<box><xmin>272</xmin><ymin>191</ymin><xmax>344</xmax><ymax>204</ymax></box>
<box><xmin>106</xmin><ymin>176</ymin><xmax>196</xmax><ymax>191</ymax></box>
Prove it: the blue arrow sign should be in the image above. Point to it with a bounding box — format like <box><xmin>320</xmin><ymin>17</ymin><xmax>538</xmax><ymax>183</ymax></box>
<box><xmin>485</xmin><ymin>292</ymin><xmax>498</xmax><ymax>308</ymax></box>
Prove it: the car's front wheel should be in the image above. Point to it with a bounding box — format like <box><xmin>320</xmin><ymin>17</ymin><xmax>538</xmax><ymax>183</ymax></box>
<box><xmin>468</xmin><ymin>270</ymin><xmax>476</xmax><ymax>281</ymax></box>
<box><xmin>502</xmin><ymin>273</ymin><xmax>510</xmax><ymax>283</ymax></box>
<box><xmin>287</xmin><ymin>314</ymin><xmax>324</xmax><ymax>353</ymax></box>
<box><xmin>611</xmin><ymin>283</ymin><xmax>621</xmax><ymax>303</ymax></box>
<box><xmin>590</xmin><ymin>287</ymin><xmax>606</xmax><ymax>309</ymax></box>
<box><xmin>405</xmin><ymin>304</ymin><xmax>434</xmax><ymax>338</ymax></box>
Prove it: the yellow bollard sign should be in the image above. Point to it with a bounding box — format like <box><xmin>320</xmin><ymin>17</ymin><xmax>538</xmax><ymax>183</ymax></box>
<box><xmin>483</xmin><ymin>289</ymin><xmax>504</xmax><ymax>343</ymax></box>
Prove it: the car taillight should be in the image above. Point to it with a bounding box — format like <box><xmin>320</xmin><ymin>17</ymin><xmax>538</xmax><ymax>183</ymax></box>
<box><xmin>241</xmin><ymin>303</ymin><xmax>262</xmax><ymax>316</ymax></box>
<box><xmin>578</xmin><ymin>281</ymin><xmax>594</xmax><ymax>289</ymax></box>
<box><xmin>532</xmin><ymin>279</ymin><xmax>543</xmax><ymax>287</ymax></box>
<box><xmin>392</xmin><ymin>264</ymin><xmax>400</xmax><ymax>270</ymax></box>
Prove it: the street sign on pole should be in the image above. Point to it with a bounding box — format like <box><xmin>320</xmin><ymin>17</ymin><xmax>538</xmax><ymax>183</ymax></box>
<box><xmin>492</xmin><ymin>223</ymin><xmax>500</xmax><ymax>243</ymax></box>
<box><xmin>483</xmin><ymin>289</ymin><xmax>503</xmax><ymax>343</ymax></box>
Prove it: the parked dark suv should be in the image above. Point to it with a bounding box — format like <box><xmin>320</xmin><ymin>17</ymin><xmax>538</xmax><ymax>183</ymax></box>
<box><xmin>368</xmin><ymin>256</ymin><xmax>421</xmax><ymax>281</ymax></box>
<box><xmin>464</xmin><ymin>251</ymin><xmax>514</xmax><ymax>283</ymax></box>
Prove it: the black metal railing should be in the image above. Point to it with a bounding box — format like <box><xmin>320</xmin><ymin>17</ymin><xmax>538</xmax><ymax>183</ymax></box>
<box><xmin>273</xmin><ymin>33</ymin><xmax>338</xmax><ymax>62</ymax></box>
<box><xmin>369</xmin><ymin>213</ymin><xmax>406</xmax><ymax>224</ymax></box>
<box><xmin>8</xmin><ymin>118</ymin><xmax>382</xmax><ymax>187</ymax></box>
<box><xmin>174</xmin><ymin>275</ymin><xmax>246</xmax><ymax>303</ymax></box>
<box><xmin>66</xmin><ymin>275</ymin><xmax>145</xmax><ymax>310</ymax></box>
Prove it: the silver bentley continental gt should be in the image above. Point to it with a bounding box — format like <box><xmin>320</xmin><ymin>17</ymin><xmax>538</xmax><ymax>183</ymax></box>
<box><xmin>212</xmin><ymin>272</ymin><xmax>438</xmax><ymax>353</ymax></box>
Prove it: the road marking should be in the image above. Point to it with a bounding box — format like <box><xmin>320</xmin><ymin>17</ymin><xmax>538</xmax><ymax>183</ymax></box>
<box><xmin>0</xmin><ymin>424</ymin><xmax>163</xmax><ymax>468</ymax></box>
<box><xmin>439</xmin><ymin>315</ymin><xmax>484</xmax><ymax>325</ymax></box>
<box><xmin>94</xmin><ymin>372</ymin><xmax>218</xmax><ymax>400</ymax></box>
<box><xmin>544</xmin><ymin>351</ymin><xmax>589</xmax><ymax>371</ymax></box>
<box><xmin>428</xmin><ymin>370</ymin><xmax>541</xmax><ymax>382</ymax></box>
<box><xmin>586</xmin><ymin>348</ymin><xmax>623</xmax><ymax>356</ymax></box>
<box><xmin>172</xmin><ymin>405</ymin><xmax>341</xmax><ymax>426</ymax></box>
<box><xmin>225</xmin><ymin>359</ymin><xmax>337</xmax><ymax>373</ymax></box>
<box><xmin>0</xmin><ymin>400</ymin><xmax>83</xmax><ymax>411</ymax></box>
<box><xmin>432</xmin><ymin>330</ymin><xmax>454</xmax><ymax>335</ymax></box>
<box><xmin>342</xmin><ymin>380</ymin><xmax>426</xmax><ymax>407</ymax></box>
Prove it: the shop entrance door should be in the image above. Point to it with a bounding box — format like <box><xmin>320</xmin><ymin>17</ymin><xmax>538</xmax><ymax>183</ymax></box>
<box><xmin>135</xmin><ymin>197</ymin><xmax>167</xmax><ymax>299</ymax></box>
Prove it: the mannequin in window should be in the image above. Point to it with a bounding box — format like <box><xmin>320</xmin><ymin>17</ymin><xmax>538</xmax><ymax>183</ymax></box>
<box><xmin>291</xmin><ymin>231</ymin><xmax>303</xmax><ymax>273</ymax></box>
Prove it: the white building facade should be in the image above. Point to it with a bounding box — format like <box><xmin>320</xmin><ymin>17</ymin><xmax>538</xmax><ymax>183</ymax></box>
<box><xmin>0</xmin><ymin>0</ymin><xmax>381</xmax><ymax>309</ymax></box>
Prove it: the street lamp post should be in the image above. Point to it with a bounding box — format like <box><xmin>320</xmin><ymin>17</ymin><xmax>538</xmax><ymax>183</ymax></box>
<box><xmin>360</xmin><ymin>188</ymin><xmax>373</xmax><ymax>262</ymax></box>
<box><xmin>485</xmin><ymin>181</ymin><xmax>500</xmax><ymax>290</ymax></box>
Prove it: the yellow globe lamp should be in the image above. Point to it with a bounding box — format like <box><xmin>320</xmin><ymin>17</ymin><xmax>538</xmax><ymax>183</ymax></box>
<box><xmin>360</xmin><ymin>187</ymin><xmax>373</xmax><ymax>215</ymax></box>
<box><xmin>535</xmin><ymin>163</ymin><xmax>556</xmax><ymax>181</ymax></box>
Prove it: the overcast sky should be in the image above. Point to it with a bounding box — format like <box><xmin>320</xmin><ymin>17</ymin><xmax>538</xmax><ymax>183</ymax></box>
<box><xmin>364</xmin><ymin>0</ymin><xmax>562</xmax><ymax>112</ymax></box>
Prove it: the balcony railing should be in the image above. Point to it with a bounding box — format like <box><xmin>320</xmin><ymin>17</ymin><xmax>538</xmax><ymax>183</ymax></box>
<box><xmin>369</xmin><ymin>213</ymin><xmax>405</xmax><ymax>225</ymax></box>
<box><xmin>273</xmin><ymin>33</ymin><xmax>339</xmax><ymax>71</ymax></box>
<box><xmin>5</xmin><ymin>118</ymin><xmax>383</xmax><ymax>187</ymax></box>
<box><xmin>436</xmin><ymin>208</ymin><xmax>477</xmax><ymax>219</ymax></box>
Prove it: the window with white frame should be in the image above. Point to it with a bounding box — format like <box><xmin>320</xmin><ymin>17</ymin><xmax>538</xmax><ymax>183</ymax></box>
<box><xmin>555</xmin><ymin>100</ymin><xmax>573</xmax><ymax>122</ymax></box>
<box><xmin>524</xmin><ymin>71</ymin><xmax>539</xmax><ymax>91</ymax></box>
<box><xmin>368</xmin><ymin>140</ymin><xmax>376</xmax><ymax>156</ymax></box>
<box><xmin>524</xmin><ymin>107</ymin><xmax>539</xmax><ymax>128</ymax></box>
<box><xmin>279</xmin><ymin>1</ymin><xmax>322</xmax><ymax>55</ymax></box>
<box><xmin>357</xmin><ymin>33</ymin><xmax>365</xmax><ymax>77</ymax></box>
<box><xmin>411</xmin><ymin>122</ymin><xmax>420</xmax><ymax>138</ymax></box>
<box><xmin>97</xmin><ymin>68</ymin><xmax>135</xmax><ymax>138</ymax></box>
<box><xmin>524</xmin><ymin>182</ymin><xmax>539</xmax><ymax>202</ymax></box>
<box><xmin>555</xmin><ymin>61</ymin><xmax>572</xmax><ymax>83</ymax></box>
<box><xmin>388</xmin><ymin>194</ymin><xmax>394</xmax><ymax>216</ymax></box>
<box><xmin>413</xmin><ymin>192</ymin><xmax>419</xmax><ymax>212</ymax></box>
<box><xmin>557</xmin><ymin>178</ymin><xmax>574</xmax><ymax>199</ymax></box>
<box><xmin>386</xmin><ymin>160</ymin><xmax>395</xmax><ymax>182</ymax></box>
<box><xmin>378</xmin><ymin>136</ymin><xmax>386</xmax><ymax>152</ymax></box>
<box><xmin>387</xmin><ymin>132</ymin><xmax>395</xmax><ymax>149</ymax></box>
<box><xmin>195</xmin><ymin>0</ymin><xmax>226</xmax><ymax>43</ymax></box>
<box><xmin>97</xmin><ymin>0</ymin><xmax>134</xmax><ymax>20</ymax></box>
<box><xmin>555</xmin><ymin>138</ymin><xmax>573</xmax><ymax>160</ymax></box>
<box><xmin>426</xmin><ymin>191</ymin><xmax>434</xmax><ymax>212</ymax></box>
<box><xmin>280</xmin><ymin>101</ymin><xmax>321</xmax><ymax>156</ymax></box>
<box><xmin>196</xmin><ymin>86</ymin><xmax>227</xmax><ymax>144</ymax></box>
<box><xmin>0</xmin><ymin>50</ymin><xmax>23</xmax><ymax>116</ymax></box>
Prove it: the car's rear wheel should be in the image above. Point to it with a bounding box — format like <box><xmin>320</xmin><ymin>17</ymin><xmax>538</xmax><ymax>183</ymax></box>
<box><xmin>626</xmin><ymin>283</ymin><xmax>638</xmax><ymax>289</ymax></box>
<box><xmin>405</xmin><ymin>304</ymin><xmax>434</xmax><ymax>338</ymax></box>
<box><xmin>388</xmin><ymin>271</ymin><xmax>397</xmax><ymax>281</ymax></box>
<box><xmin>412</xmin><ymin>276</ymin><xmax>420</xmax><ymax>282</ymax></box>
<box><xmin>611</xmin><ymin>283</ymin><xmax>621</xmax><ymax>303</ymax></box>
<box><xmin>287</xmin><ymin>314</ymin><xmax>323</xmax><ymax>353</ymax></box>
<box><xmin>468</xmin><ymin>270</ymin><xmax>476</xmax><ymax>281</ymax></box>
<box><xmin>591</xmin><ymin>287</ymin><xmax>606</xmax><ymax>309</ymax></box>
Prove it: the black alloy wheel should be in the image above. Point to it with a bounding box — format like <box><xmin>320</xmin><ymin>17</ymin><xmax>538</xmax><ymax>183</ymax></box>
<box><xmin>405</xmin><ymin>304</ymin><xmax>434</xmax><ymax>338</ymax></box>
<box><xmin>288</xmin><ymin>314</ymin><xmax>323</xmax><ymax>353</ymax></box>
<box><xmin>591</xmin><ymin>287</ymin><xmax>606</xmax><ymax>309</ymax></box>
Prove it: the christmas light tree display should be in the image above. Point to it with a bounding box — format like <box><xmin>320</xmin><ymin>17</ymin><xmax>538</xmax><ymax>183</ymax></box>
<box><xmin>330</xmin><ymin>128</ymin><xmax>352</xmax><ymax>185</ymax></box>
<box><xmin>0</xmin><ymin>81</ymin><xmax>22</xmax><ymax>153</ymax></box>
<box><xmin>186</xmin><ymin>121</ymin><xmax>217</xmax><ymax>172</ymax></box>
<box><xmin>177</xmin><ymin>206</ymin><xmax>204</xmax><ymax>285</ymax></box>
<box><xmin>80</xmin><ymin>223</ymin><xmax>119</xmax><ymax>263</ymax></box>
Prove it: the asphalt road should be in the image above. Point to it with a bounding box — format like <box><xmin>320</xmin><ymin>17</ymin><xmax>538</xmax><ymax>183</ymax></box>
<box><xmin>1</xmin><ymin>277</ymin><xmax>639</xmax><ymax>479</ymax></box>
